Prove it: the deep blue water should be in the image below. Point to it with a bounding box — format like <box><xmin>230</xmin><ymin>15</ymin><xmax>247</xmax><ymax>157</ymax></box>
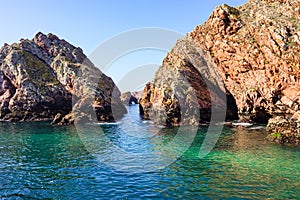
<box><xmin>0</xmin><ymin>105</ymin><xmax>299</xmax><ymax>199</ymax></box>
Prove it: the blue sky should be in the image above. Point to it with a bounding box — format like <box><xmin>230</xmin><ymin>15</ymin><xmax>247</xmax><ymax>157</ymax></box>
<box><xmin>0</xmin><ymin>0</ymin><xmax>246</xmax><ymax>91</ymax></box>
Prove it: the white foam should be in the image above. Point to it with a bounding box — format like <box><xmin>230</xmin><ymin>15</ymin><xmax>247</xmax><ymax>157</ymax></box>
<box><xmin>232</xmin><ymin>122</ymin><xmax>253</xmax><ymax>127</ymax></box>
<box><xmin>248</xmin><ymin>126</ymin><xmax>266</xmax><ymax>130</ymax></box>
<box><xmin>95</xmin><ymin>122</ymin><xmax>121</xmax><ymax>125</ymax></box>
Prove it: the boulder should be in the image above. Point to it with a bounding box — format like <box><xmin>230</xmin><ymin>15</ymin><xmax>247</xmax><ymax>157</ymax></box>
<box><xmin>267</xmin><ymin>116</ymin><xmax>300</xmax><ymax>145</ymax></box>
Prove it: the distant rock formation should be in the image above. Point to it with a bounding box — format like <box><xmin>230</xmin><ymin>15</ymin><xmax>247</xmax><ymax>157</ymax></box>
<box><xmin>0</xmin><ymin>32</ymin><xmax>126</xmax><ymax>124</ymax></box>
<box><xmin>120</xmin><ymin>91</ymin><xmax>142</xmax><ymax>105</ymax></box>
<box><xmin>140</xmin><ymin>0</ymin><xmax>300</xmax><ymax>144</ymax></box>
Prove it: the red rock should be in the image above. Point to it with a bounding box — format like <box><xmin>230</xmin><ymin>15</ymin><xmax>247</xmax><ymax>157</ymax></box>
<box><xmin>140</xmin><ymin>0</ymin><xmax>300</xmax><ymax>144</ymax></box>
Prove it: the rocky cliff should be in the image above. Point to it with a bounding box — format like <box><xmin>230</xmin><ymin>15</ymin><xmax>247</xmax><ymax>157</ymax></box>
<box><xmin>140</xmin><ymin>38</ymin><xmax>239</xmax><ymax>126</ymax></box>
<box><xmin>0</xmin><ymin>32</ymin><xmax>126</xmax><ymax>124</ymax></box>
<box><xmin>140</xmin><ymin>0</ymin><xmax>300</xmax><ymax>144</ymax></box>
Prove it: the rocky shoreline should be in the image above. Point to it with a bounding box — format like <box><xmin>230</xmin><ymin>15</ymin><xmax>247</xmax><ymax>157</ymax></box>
<box><xmin>139</xmin><ymin>0</ymin><xmax>300</xmax><ymax>145</ymax></box>
<box><xmin>1</xmin><ymin>0</ymin><xmax>300</xmax><ymax>146</ymax></box>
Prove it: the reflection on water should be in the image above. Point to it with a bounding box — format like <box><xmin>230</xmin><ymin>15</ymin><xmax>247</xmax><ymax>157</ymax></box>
<box><xmin>0</xmin><ymin>105</ymin><xmax>299</xmax><ymax>199</ymax></box>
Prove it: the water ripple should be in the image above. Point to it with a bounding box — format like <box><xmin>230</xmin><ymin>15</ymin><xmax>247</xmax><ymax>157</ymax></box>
<box><xmin>0</xmin><ymin>106</ymin><xmax>299</xmax><ymax>199</ymax></box>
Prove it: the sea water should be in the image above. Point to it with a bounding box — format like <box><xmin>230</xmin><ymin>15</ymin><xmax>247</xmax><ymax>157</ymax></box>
<box><xmin>0</xmin><ymin>105</ymin><xmax>299</xmax><ymax>199</ymax></box>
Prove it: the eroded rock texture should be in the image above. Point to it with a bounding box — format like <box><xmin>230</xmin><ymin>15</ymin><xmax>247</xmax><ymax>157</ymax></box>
<box><xmin>0</xmin><ymin>32</ymin><xmax>126</xmax><ymax>124</ymax></box>
<box><xmin>140</xmin><ymin>0</ymin><xmax>300</xmax><ymax>144</ymax></box>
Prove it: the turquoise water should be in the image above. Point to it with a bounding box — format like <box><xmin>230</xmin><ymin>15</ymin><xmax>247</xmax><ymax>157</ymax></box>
<box><xmin>0</xmin><ymin>105</ymin><xmax>299</xmax><ymax>199</ymax></box>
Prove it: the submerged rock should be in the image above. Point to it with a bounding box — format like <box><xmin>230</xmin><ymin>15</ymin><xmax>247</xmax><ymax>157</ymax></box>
<box><xmin>0</xmin><ymin>32</ymin><xmax>126</xmax><ymax>124</ymax></box>
<box><xmin>140</xmin><ymin>0</ymin><xmax>300</xmax><ymax>144</ymax></box>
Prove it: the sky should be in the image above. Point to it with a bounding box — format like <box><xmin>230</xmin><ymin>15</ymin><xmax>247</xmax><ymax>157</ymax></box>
<box><xmin>0</xmin><ymin>0</ymin><xmax>247</xmax><ymax>91</ymax></box>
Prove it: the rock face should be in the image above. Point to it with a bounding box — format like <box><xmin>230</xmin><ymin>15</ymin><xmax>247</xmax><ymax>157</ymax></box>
<box><xmin>191</xmin><ymin>0</ymin><xmax>300</xmax><ymax>123</ymax></box>
<box><xmin>0</xmin><ymin>32</ymin><xmax>126</xmax><ymax>123</ymax></box>
<box><xmin>140</xmin><ymin>0</ymin><xmax>300</xmax><ymax>144</ymax></box>
<box><xmin>140</xmin><ymin>38</ymin><xmax>238</xmax><ymax>126</ymax></box>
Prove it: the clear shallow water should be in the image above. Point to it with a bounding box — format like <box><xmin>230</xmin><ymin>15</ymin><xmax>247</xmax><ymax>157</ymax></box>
<box><xmin>0</xmin><ymin>105</ymin><xmax>299</xmax><ymax>199</ymax></box>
